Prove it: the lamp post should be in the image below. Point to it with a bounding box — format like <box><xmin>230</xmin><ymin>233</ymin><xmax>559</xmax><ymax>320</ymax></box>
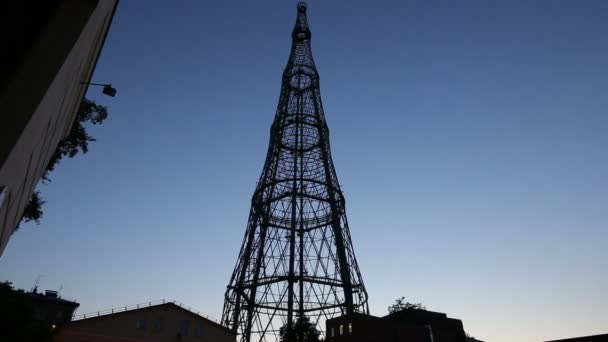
<box><xmin>81</xmin><ymin>82</ymin><xmax>117</xmax><ymax>97</ymax></box>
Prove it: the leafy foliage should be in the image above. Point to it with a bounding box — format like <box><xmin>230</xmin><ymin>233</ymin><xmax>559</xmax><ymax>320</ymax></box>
<box><xmin>20</xmin><ymin>98</ymin><xmax>108</xmax><ymax>226</ymax></box>
<box><xmin>279</xmin><ymin>316</ymin><xmax>322</xmax><ymax>342</ymax></box>
<box><xmin>42</xmin><ymin>98</ymin><xmax>108</xmax><ymax>183</ymax></box>
<box><xmin>387</xmin><ymin>297</ymin><xmax>426</xmax><ymax>314</ymax></box>
<box><xmin>20</xmin><ymin>191</ymin><xmax>45</xmax><ymax>224</ymax></box>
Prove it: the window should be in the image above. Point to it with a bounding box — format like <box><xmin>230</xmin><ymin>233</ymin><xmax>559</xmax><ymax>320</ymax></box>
<box><xmin>194</xmin><ymin>324</ymin><xmax>204</xmax><ymax>337</ymax></box>
<box><xmin>339</xmin><ymin>324</ymin><xmax>344</xmax><ymax>336</ymax></box>
<box><xmin>330</xmin><ymin>327</ymin><xmax>335</xmax><ymax>337</ymax></box>
<box><xmin>33</xmin><ymin>307</ymin><xmax>47</xmax><ymax>320</ymax></box>
<box><xmin>425</xmin><ymin>323</ymin><xmax>435</xmax><ymax>342</ymax></box>
<box><xmin>348</xmin><ymin>322</ymin><xmax>352</xmax><ymax>334</ymax></box>
<box><xmin>0</xmin><ymin>186</ymin><xmax>7</xmax><ymax>210</ymax></box>
<box><xmin>152</xmin><ymin>317</ymin><xmax>164</xmax><ymax>332</ymax></box>
<box><xmin>179</xmin><ymin>320</ymin><xmax>190</xmax><ymax>336</ymax></box>
<box><xmin>136</xmin><ymin>317</ymin><xmax>146</xmax><ymax>330</ymax></box>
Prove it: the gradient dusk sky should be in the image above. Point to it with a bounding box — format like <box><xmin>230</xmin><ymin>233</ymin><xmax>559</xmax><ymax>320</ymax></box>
<box><xmin>1</xmin><ymin>1</ymin><xmax>607</xmax><ymax>341</ymax></box>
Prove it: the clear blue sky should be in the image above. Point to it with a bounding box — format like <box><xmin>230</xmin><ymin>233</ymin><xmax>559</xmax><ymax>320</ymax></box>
<box><xmin>2</xmin><ymin>1</ymin><xmax>607</xmax><ymax>341</ymax></box>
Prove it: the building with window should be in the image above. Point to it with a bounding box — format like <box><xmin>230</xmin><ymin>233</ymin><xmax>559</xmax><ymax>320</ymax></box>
<box><xmin>30</xmin><ymin>288</ymin><xmax>81</xmax><ymax>328</ymax></box>
<box><xmin>326</xmin><ymin>309</ymin><xmax>467</xmax><ymax>342</ymax></box>
<box><xmin>52</xmin><ymin>301</ymin><xmax>236</xmax><ymax>342</ymax></box>
<box><xmin>0</xmin><ymin>0</ymin><xmax>118</xmax><ymax>256</ymax></box>
<box><xmin>0</xmin><ymin>282</ymin><xmax>80</xmax><ymax>339</ymax></box>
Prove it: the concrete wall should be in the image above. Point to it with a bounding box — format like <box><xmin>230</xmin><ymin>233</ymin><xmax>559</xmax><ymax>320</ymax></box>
<box><xmin>54</xmin><ymin>303</ymin><xmax>236</xmax><ymax>342</ymax></box>
<box><xmin>0</xmin><ymin>0</ymin><xmax>118</xmax><ymax>255</ymax></box>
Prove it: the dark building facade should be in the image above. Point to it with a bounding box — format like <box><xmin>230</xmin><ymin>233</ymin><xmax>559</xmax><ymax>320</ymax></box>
<box><xmin>30</xmin><ymin>289</ymin><xmax>80</xmax><ymax>328</ymax></box>
<box><xmin>0</xmin><ymin>282</ymin><xmax>80</xmax><ymax>340</ymax></box>
<box><xmin>326</xmin><ymin>309</ymin><xmax>467</xmax><ymax>342</ymax></box>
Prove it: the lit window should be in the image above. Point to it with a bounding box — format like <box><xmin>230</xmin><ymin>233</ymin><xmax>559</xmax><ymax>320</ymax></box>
<box><xmin>348</xmin><ymin>322</ymin><xmax>352</xmax><ymax>334</ymax></box>
<box><xmin>331</xmin><ymin>327</ymin><xmax>335</xmax><ymax>337</ymax></box>
<box><xmin>339</xmin><ymin>324</ymin><xmax>344</xmax><ymax>336</ymax></box>
<box><xmin>136</xmin><ymin>317</ymin><xmax>146</xmax><ymax>330</ymax></box>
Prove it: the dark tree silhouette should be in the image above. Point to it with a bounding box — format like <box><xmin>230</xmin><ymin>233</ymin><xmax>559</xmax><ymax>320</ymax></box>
<box><xmin>387</xmin><ymin>297</ymin><xmax>426</xmax><ymax>314</ymax></box>
<box><xmin>0</xmin><ymin>281</ymin><xmax>32</xmax><ymax>339</ymax></box>
<box><xmin>279</xmin><ymin>316</ymin><xmax>322</xmax><ymax>342</ymax></box>
<box><xmin>20</xmin><ymin>98</ymin><xmax>109</xmax><ymax>225</ymax></box>
<box><xmin>0</xmin><ymin>281</ymin><xmax>49</xmax><ymax>341</ymax></box>
<box><xmin>20</xmin><ymin>191</ymin><xmax>45</xmax><ymax>224</ymax></box>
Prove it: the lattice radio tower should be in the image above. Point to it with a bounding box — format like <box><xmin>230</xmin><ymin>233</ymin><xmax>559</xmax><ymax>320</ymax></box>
<box><xmin>222</xmin><ymin>3</ymin><xmax>369</xmax><ymax>341</ymax></box>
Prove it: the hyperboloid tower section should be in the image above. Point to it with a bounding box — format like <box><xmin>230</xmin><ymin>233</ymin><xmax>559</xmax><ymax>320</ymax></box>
<box><xmin>222</xmin><ymin>3</ymin><xmax>369</xmax><ymax>341</ymax></box>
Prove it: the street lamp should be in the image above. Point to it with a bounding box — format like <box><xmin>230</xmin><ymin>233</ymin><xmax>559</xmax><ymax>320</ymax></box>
<box><xmin>81</xmin><ymin>82</ymin><xmax>117</xmax><ymax>97</ymax></box>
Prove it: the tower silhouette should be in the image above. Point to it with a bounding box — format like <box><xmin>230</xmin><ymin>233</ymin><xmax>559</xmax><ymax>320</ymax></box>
<box><xmin>222</xmin><ymin>3</ymin><xmax>369</xmax><ymax>341</ymax></box>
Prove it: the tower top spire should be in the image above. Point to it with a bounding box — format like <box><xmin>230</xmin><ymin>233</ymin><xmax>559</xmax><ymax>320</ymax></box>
<box><xmin>297</xmin><ymin>1</ymin><xmax>307</xmax><ymax>12</ymax></box>
<box><xmin>293</xmin><ymin>1</ymin><xmax>311</xmax><ymax>41</ymax></box>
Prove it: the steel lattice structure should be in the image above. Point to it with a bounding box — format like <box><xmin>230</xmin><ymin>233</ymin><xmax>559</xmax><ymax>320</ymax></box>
<box><xmin>222</xmin><ymin>3</ymin><xmax>369</xmax><ymax>341</ymax></box>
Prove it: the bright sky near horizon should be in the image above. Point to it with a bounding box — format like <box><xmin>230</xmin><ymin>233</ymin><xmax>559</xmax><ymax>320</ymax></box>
<box><xmin>1</xmin><ymin>1</ymin><xmax>607</xmax><ymax>341</ymax></box>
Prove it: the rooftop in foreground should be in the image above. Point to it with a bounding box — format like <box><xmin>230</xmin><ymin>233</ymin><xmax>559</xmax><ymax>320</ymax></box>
<box><xmin>56</xmin><ymin>300</ymin><xmax>235</xmax><ymax>342</ymax></box>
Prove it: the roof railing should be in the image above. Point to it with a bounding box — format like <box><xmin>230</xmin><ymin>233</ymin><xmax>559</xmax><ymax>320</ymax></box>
<box><xmin>71</xmin><ymin>299</ymin><xmax>221</xmax><ymax>325</ymax></box>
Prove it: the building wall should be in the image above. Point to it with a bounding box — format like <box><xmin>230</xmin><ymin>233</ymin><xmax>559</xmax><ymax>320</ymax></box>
<box><xmin>326</xmin><ymin>314</ymin><xmax>389</xmax><ymax>342</ymax></box>
<box><xmin>54</xmin><ymin>304</ymin><xmax>236</xmax><ymax>342</ymax></box>
<box><xmin>0</xmin><ymin>0</ymin><xmax>118</xmax><ymax>256</ymax></box>
<box><xmin>30</xmin><ymin>291</ymin><xmax>80</xmax><ymax>326</ymax></box>
<box><xmin>326</xmin><ymin>311</ymin><xmax>467</xmax><ymax>342</ymax></box>
<box><xmin>424</xmin><ymin>317</ymin><xmax>466</xmax><ymax>342</ymax></box>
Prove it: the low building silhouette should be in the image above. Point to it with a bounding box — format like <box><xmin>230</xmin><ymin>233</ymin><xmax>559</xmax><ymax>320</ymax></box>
<box><xmin>326</xmin><ymin>309</ymin><xmax>467</xmax><ymax>342</ymax></box>
<box><xmin>466</xmin><ymin>337</ymin><xmax>485</xmax><ymax>342</ymax></box>
<box><xmin>53</xmin><ymin>301</ymin><xmax>236</xmax><ymax>342</ymax></box>
<box><xmin>546</xmin><ymin>334</ymin><xmax>608</xmax><ymax>342</ymax></box>
<box><xmin>0</xmin><ymin>281</ymin><xmax>79</xmax><ymax>340</ymax></box>
<box><xmin>30</xmin><ymin>288</ymin><xmax>80</xmax><ymax>328</ymax></box>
